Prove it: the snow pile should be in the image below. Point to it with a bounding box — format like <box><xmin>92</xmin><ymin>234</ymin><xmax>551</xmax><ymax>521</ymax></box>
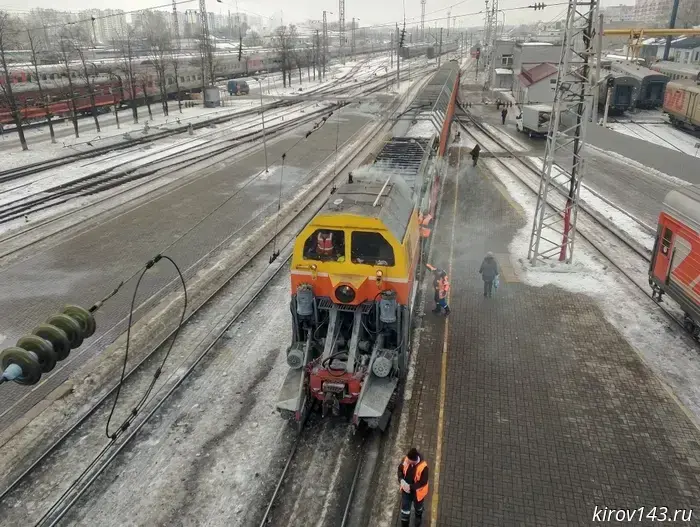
<box><xmin>405</xmin><ymin>117</ymin><xmax>439</xmax><ymax>138</ymax></box>
<box><xmin>489</xmin><ymin>162</ymin><xmax>700</xmax><ymax>424</ymax></box>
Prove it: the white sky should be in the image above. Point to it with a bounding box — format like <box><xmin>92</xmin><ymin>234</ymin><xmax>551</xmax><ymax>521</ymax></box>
<box><xmin>0</xmin><ymin>0</ymin><xmax>637</xmax><ymax>30</ymax></box>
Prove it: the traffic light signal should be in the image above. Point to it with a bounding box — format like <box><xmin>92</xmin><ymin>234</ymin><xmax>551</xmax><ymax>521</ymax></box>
<box><xmin>532</xmin><ymin>2</ymin><xmax>546</xmax><ymax>9</ymax></box>
<box><xmin>238</xmin><ymin>36</ymin><xmax>243</xmax><ymax>61</ymax></box>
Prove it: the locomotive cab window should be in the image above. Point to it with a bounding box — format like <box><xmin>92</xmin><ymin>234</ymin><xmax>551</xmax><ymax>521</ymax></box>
<box><xmin>661</xmin><ymin>227</ymin><xmax>673</xmax><ymax>255</ymax></box>
<box><xmin>303</xmin><ymin>229</ymin><xmax>345</xmax><ymax>261</ymax></box>
<box><xmin>351</xmin><ymin>232</ymin><xmax>395</xmax><ymax>266</ymax></box>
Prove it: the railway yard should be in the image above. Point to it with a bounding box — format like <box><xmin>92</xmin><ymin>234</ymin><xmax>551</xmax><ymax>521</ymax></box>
<box><xmin>1</xmin><ymin>46</ymin><xmax>700</xmax><ymax>527</ymax></box>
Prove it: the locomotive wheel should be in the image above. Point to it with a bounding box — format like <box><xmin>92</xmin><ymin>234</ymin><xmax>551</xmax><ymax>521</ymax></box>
<box><xmin>63</xmin><ymin>305</ymin><xmax>97</xmax><ymax>338</ymax></box>
<box><xmin>33</xmin><ymin>324</ymin><xmax>72</xmax><ymax>361</ymax></box>
<box><xmin>0</xmin><ymin>347</ymin><xmax>42</xmax><ymax>385</ymax></box>
<box><xmin>17</xmin><ymin>335</ymin><xmax>57</xmax><ymax>373</ymax></box>
<box><xmin>46</xmin><ymin>314</ymin><xmax>83</xmax><ymax>349</ymax></box>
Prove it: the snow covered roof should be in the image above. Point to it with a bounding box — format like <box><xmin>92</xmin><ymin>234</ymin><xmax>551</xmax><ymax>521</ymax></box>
<box><xmin>668</xmin><ymin>37</ymin><xmax>700</xmax><ymax>49</ymax></box>
<box><xmin>495</xmin><ymin>68</ymin><xmax>513</xmax><ymax>75</ymax></box>
<box><xmin>521</xmin><ymin>42</ymin><xmax>554</xmax><ymax>46</ymax></box>
<box><xmin>517</xmin><ymin>63</ymin><xmax>558</xmax><ymax>87</ymax></box>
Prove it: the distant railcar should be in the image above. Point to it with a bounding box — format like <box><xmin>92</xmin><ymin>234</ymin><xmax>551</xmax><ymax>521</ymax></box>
<box><xmin>610</xmin><ymin>60</ymin><xmax>668</xmax><ymax>109</ymax></box>
<box><xmin>662</xmin><ymin>80</ymin><xmax>700</xmax><ymax>131</ymax></box>
<box><xmin>650</xmin><ymin>185</ymin><xmax>700</xmax><ymax>340</ymax></box>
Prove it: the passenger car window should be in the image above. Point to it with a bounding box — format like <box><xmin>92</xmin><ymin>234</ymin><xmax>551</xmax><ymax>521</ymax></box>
<box><xmin>351</xmin><ymin>232</ymin><xmax>395</xmax><ymax>266</ymax></box>
<box><xmin>303</xmin><ymin>229</ymin><xmax>345</xmax><ymax>261</ymax></box>
<box><xmin>661</xmin><ymin>227</ymin><xmax>673</xmax><ymax>255</ymax></box>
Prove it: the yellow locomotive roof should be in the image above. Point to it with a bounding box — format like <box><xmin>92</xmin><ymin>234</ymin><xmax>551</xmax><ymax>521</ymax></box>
<box><xmin>318</xmin><ymin>176</ymin><xmax>415</xmax><ymax>243</ymax></box>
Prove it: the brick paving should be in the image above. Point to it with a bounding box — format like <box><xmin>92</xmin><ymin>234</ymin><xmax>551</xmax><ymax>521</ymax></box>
<box><xmin>403</xmin><ymin>145</ymin><xmax>700</xmax><ymax>526</ymax></box>
<box><xmin>0</xmin><ymin>109</ymin><xmax>374</xmax><ymax>430</ymax></box>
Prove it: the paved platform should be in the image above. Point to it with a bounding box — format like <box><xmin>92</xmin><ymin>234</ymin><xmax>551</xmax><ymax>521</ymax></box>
<box><xmin>400</xmin><ymin>145</ymin><xmax>700</xmax><ymax>525</ymax></box>
<box><xmin>0</xmin><ymin>105</ymin><xmax>378</xmax><ymax>431</ymax></box>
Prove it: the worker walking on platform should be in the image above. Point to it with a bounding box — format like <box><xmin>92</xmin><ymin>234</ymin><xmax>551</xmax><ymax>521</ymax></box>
<box><xmin>398</xmin><ymin>448</ymin><xmax>429</xmax><ymax>527</ymax></box>
<box><xmin>479</xmin><ymin>252</ymin><xmax>500</xmax><ymax>298</ymax></box>
<box><xmin>470</xmin><ymin>144</ymin><xmax>481</xmax><ymax>167</ymax></box>
<box><xmin>501</xmin><ymin>107</ymin><xmax>508</xmax><ymax>125</ymax></box>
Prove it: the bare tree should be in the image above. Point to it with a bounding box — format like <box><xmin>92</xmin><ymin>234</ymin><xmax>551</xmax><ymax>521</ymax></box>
<box><xmin>272</xmin><ymin>25</ymin><xmax>298</xmax><ymax>88</ymax></box>
<box><xmin>65</xmin><ymin>26</ymin><xmax>101</xmax><ymax>132</ymax></box>
<box><xmin>244</xmin><ymin>30</ymin><xmax>262</xmax><ymax>47</ymax></box>
<box><xmin>169</xmin><ymin>53</ymin><xmax>183</xmax><ymax>113</ymax></box>
<box><xmin>304</xmin><ymin>45</ymin><xmax>313</xmax><ymax>82</ymax></box>
<box><xmin>25</xmin><ymin>26</ymin><xmax>56</xmax><ymax>143</ymax></box>
<box><xmin>57</xmin><ymin>34</ymin><xmax>80</xmax><ymax>138</ymax></box>
<box><xmin>113</xmin><ymin>24</ymin><xmax>139</xmax><ymax>124</ymax></box>
<box><xmin>0</xmin><ymin>11</ymin><xmax>28</xmax><ymax>150</ymax></box>
<box><xmin>142</xmin><ymin>20</ymin><xmax>171</xmax><ymax>117</ymax></box>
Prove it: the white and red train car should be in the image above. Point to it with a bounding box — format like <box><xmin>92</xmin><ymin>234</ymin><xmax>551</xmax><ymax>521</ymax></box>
<box><xmin>649</xmin><ymin>185</ymin><xmax>700</xmax><ymax>339</ymax></box>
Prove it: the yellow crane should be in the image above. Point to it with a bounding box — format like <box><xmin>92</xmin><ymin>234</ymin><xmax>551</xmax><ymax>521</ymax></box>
<box><xmin>602</xmin><ymin>28</ymin><xmax>700</xmax><ymax>60</ymax></box>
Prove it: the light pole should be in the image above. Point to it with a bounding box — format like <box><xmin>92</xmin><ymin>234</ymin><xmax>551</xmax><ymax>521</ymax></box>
<box><xmin>252</xmin><ymin>77</ymin><xmax>269</xmax><ymax>173</ymax></box>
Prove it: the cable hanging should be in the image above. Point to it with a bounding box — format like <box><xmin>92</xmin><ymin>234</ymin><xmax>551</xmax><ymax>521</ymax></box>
<box><xmin>270</xmin><ymin>153</ymin><xmax>286</xmax><ymax>264</ymax></box>
<box><xmin>105</xmin><ymin>254</ymin><xmax>187</xmax><ymax>441</ymax></box>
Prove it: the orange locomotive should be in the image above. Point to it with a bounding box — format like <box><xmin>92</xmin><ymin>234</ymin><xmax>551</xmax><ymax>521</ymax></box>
<box><xmin>276</xmin><ymin>137</ymin><xmax>440</xmax><ymax>429</ymax></box>
<box><xmin>649</xmin><ymin>185</ymin><xmax>700</xmax><ymax>340</ymax></box>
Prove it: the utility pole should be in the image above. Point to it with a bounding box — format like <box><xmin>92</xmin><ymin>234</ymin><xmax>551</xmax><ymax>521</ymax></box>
<box><xmin>663</xmin><ymin>0</ymin><xmax>680</xmax><ymax>60</ymax></box>
<box><xmin>528</xmin><ymin>0</ymin><xmax>598</xmax><ymax>265</ymax></box>
<box><xmin>396</xmin><ymin>24</ymin><xmax>401</xmax><ymax>90</ymax></box>
<box><xmin>593</xmin><ymin>12</ymin><xmax>603</xmax><ymax>123</ymax></box>
<box><xmin>438</xmin><ymin>27</ymin><xmax>443</xmax><ymax>67</ymax></box>
<box><xmin>421</xmin><ymin>0</ymin><xmax>426</xmax><ymax>41</ymax></box>
<box><xmin>447</xmin><ymin>11</ymin><xmax>451</xmax><ymax>37</ymax></box>
<box><xmin>352</xmin><ymin>18</ymin><xmax>356</xmax><ymax>56</ymax></box>
<box><xmin>315</xmin><ymin>30</ymin><xmax>321</xmax><ymax>80</ymax></box>
<box><xmin>339</xmin><ymin>0</ymin><xmax>346</xmax><ymax>64</ymax></box>
<box><xmin>323</xmin><ymin>11</ymin><xmax>329</xmax><ymax>80</ymax></box>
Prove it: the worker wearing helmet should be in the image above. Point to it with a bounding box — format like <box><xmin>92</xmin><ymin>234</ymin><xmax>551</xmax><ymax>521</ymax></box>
<box><xmin>398</xmin><ymin>448</ymin><xmax>429</xmax><ymax>527</ymax></box>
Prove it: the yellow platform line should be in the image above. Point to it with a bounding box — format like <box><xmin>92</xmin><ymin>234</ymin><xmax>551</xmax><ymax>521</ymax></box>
<box><xmin>430</xmin><ymin>146</ymin><xmax>460</xmax><ymax>527</ymax></box>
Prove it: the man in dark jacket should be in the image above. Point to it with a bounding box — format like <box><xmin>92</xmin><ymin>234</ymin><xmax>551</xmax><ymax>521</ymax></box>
<box><xmin>479</xmin><ymin>252</ymin><xmax>499</xmax><ymax>298</ymax></box>
<box><xmin>470</xmin><ymin>144</ymin><xmax>481</xmax><ymax>167</ymax></box>
<box><xmin>398</xmin><ymin>448</ymin><xmax>430</xmax><ymax>527</ymax></box>
<box><xmin>501</xmin><ymin>106</ymin><xmax>508</xmax><ymax>125</ymax></box>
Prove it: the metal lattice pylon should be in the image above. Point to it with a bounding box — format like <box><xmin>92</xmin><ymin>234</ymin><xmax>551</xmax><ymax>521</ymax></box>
<box><xmin>339</xmin><ymin>0</ymin><xmax>346</xmax><ymax>64</ymax></box>
<box><xmin>485</xmin><ymin>0</ymin><xmax>498</xmax><ymax>89</ymax></box>
<box><xmin>199</xmin><ymin>0</ymin><xmax>215</xmax><ymax>86</ymax></box>
<box><xmin>528</xmin><ymin>0</ymin><xmax>598</xmax><ymax>265</ymax></box>
<box><xmin>483</xmin><ymin>0</ymin><xmax>491</xmax><ymax>54</ymax></box>
<box><xmin>421</xmin><ymin>0</ymin><xmax>426</xmax><ymax>41</ymax></box>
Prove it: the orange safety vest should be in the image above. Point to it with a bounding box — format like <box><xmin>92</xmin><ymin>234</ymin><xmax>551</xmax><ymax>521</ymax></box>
<box><xmin>419</xmin><ymin>214</ymin><xmax>433</xmax><ymax>238</ymax></box>
<box><xmin>438</xmin><ymin>276</ymin><xmax>450</xmax><ymax>299</ymax></box>
<box><xmin>317</xmin><ymin>233</ymin><xmax>333</xmax><ymax>255</ymax></box>
<box><xmin>401</xmin><ymin>457</ymin><xmax>429</xmax><ymax>502</ymax></box>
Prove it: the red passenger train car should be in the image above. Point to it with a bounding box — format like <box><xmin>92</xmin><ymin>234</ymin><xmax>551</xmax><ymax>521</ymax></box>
<box><xmin>649</xmin><ymin>185</ymin><xmax>700</xmax><ymax>339</ymax></box>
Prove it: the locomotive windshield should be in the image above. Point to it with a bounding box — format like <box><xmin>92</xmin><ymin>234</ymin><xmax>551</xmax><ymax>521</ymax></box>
<box><xmin>351</xmin><ymin>231</ymin><xmax>395</xmax><ymax>266</ymax></box>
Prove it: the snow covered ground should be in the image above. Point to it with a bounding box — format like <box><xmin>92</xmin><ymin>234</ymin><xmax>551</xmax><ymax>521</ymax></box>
<box><xmin>486</xmin><ymin>159</ymin><xmax>700</xmax><ymax>426</ymax></box>
<box><xmin>607</xmin><ymin>121</ymin><xmax>700</xmax><ymax>157</ymax></box>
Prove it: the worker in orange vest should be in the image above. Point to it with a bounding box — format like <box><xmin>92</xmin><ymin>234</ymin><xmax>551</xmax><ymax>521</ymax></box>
<box><xmin>419</xmin><ymin>212</ymin><xmax>433</xmax><ymax>238</ymax></box>
<box><xmin>426</xmin><ymin>264</ymin><xmax>450</xmax><ymax>315</ymax></box>
<box><xmin>398</xmin><ymin>448</ymin><xmax>429</xmax><ymax>527</ymax></box>
<box><xmin>316</xmin><ymin>231</ymin><xmax>334</xmax><ymax>257</ymax></box>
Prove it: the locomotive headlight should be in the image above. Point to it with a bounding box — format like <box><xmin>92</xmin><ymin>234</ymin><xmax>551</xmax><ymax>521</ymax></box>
<box><xmin>376</xmin><ymin>270</ymin><xmax>383</xmax><ymax>285</ymax></box>
<box><xmin>335</xmin><ymin>285</ymin><xmax>356</xmax><ymax>304</ymax></box>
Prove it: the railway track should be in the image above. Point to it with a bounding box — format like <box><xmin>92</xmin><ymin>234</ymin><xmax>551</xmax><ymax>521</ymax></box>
<box><xmin>457</xmin><ymin>107</ymin><xmax>696</xmax><ymax>339</ymax></box>
<box><xmin>0</xmin><ymin>70</ymin><xmax>436</xmax><ymax>527</ymax></box>
<box><xmin>0</xmin><ymin>56</ymin><xmax>376</xmax><ymax>186</ymax></box>
<box><xmin>0</xmin><ymin>60</ymin><xmax>417</xmax><ymax>230</ymax></box>
<box><xmin>258</xmin><ymin>419</ymin><xmax>373</xmax><ymax>527</ymax></box>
